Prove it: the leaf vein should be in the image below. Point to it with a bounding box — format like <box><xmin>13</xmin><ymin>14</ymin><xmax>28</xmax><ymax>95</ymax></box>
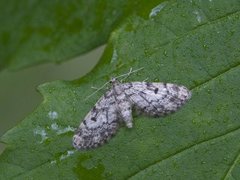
<box><xmin>190</xmin><ymin>63</ymin><xmax>240</xmax><ymax>90</ymax></box>
<box><xmin>127</xmin><ymin>126</ymin><xmax>240</xmax><ymax>179</ymax></box>
<box><xmin>222</xmin><ymin>148</ymin><xmax>240</xmax><ymax>180</ymax></box>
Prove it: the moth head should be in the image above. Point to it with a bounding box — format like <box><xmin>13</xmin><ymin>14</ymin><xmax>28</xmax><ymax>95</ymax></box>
<box><xmin>109</xmin><ymin>77</ymin><xmax>117</xmax><ymax>84</ymax></box>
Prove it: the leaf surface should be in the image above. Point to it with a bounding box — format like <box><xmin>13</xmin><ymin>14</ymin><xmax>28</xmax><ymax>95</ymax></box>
<box><xmin>1</xmin><ymin>0</ymin><xmax>240</xmax><ymax>179</ymax></box>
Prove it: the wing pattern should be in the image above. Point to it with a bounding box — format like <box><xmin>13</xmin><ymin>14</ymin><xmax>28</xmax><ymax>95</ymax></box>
<box><xmin>73</xmin><ymin>80</ymin><xmax>191</xmax><ymax>150</ymax></box>
<box><xmin>73</xmin><ymin>89</ymin><xmax>119</xmax><ymax>149</ymax></box>
<box><xmin>123</xmin><ymin>82</ymin><xmax>191</xmax><ymax>117</ymax></box>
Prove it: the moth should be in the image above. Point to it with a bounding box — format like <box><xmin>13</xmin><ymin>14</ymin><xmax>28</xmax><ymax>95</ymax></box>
<box><xmin>73</xmin><ymin>70</ymin><xmax>191</xmax><ymax>150</ymax></box>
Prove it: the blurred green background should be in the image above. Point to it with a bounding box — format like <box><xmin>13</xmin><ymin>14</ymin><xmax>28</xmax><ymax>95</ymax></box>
<box><xmin>0</xmin><ymin>45</ymin><xmax>104</xmax><ymax>154</ymax></box>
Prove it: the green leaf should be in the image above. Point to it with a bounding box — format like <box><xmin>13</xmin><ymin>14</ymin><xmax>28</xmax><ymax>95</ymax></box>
<box><xmin>0</xmin><ymin>0</ymin><xmax>161</xmax><ymax>71</ymax></box>
<box><xmin>1</xmin><ymin>0</ymin><xmax>240</xmax><ymax>179</ymax></box>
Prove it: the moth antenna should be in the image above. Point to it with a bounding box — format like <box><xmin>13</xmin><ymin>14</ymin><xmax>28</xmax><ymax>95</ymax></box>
<box><xmin>143</xmin><ymin>78</ymin><xmax>149</xmax><ymax>82</ymax></box>
<box><xmin>115</xmin><ymin>67</ymin><xmax>144</xmax><ymax>81</ymax></box>
<box><xmin>84</xmin><ymin>67</ymin><xmax>144</xmax><ymax>101</ymax></box>
<box><xmin>91</xmin><ymin>86</ymin><xmax>99</xmax><ymax>90</ymax></box>
<box><xmin>84</xmin><ymin>81</ymin><xmax>110</xmax><ymax>101</ymax></box>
